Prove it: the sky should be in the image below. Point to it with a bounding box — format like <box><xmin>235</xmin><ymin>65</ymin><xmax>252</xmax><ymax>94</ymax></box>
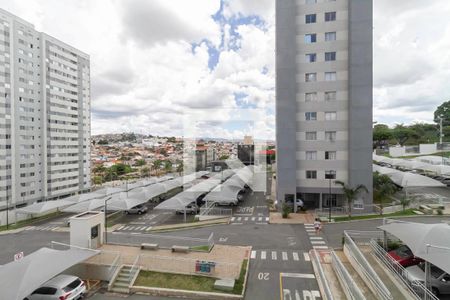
<box><xmin>1</xmin><ymin>0</ymin><xmax>450</xmax><ymax>139</ymax></box>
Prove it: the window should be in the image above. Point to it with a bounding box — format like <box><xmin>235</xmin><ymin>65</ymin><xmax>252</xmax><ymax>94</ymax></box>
<box><xmin>306</xmin><ymin>151</ymin><xmax>317</xmax><ymax>160</ymax></box>
<box><xmin>305</xmin><ymin>92</ymin><xmax>317</xmax><ymax>102</ymax></box>
<box><xmin>325</xmin><ymin>91</ymin><xmax>337</xmax><ymax>101</ymax></box>
<box><xmin>305</xmin><ymin>73</ymin><xmax>317</xmax><ymax>82</ymax></box>
<box><xmin>325</xmin><ymin>72</ymin><xmax>337</xmax><ymax>81</ymax></box>
<box><xmin>305</xmin><ymin>132</ymin><xmax>317</xmax><ymax>140</ymax></box>
<box><xmin>304</xmin><ymin>34</ymin><xmax>317</xmax><ymax>43</ymax></box>
<box><xmin>325</xmin><ymin>12</ymin><xmax>336</xmax><ymax>22</ymax></box>
<box><xmin>325</xmin><ymin>151</ymin><xmax>337</xmax><ymax>160</ymax></box>
<box><xmin>325</xmin><ymin>112</ymin><xmax>337</xmax><ymax>120</ymax></box>
<box><xmin>306</xmin><ymin>170</ymin><xmax>317</xmax><ymax>179</ymax></box>
<box><xmin>325</xmin><ymin>131</ymin><xmax>337</xmax><ymax>141</ymax></box>
<box><xmin>305</xmin><ymin>14</ymin><xmax>316</xmax><ymax>24</ymax></box>
<box><xmin>325</xmin><ymin>52</ymin><xmax>336</xmax><ymax>61</ymax></box>
<box><xmin>305</xmin><ymin>53</ymin><xmax>316</xmax><ymax>63</ymax></box>
<box><xmin>305</xmin><ymin>112</ymin><xmax>317</xmax><ymax>121</ymax></box>
<box><xmin>325</xmin><ymin>170</ymin><xmax>336</xmax><ymax>179</ymax></box>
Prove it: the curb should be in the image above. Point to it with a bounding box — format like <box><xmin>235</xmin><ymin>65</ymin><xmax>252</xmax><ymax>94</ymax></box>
<box><xmin>132</xmin><ymin>286</ymin><xmax>243</xmax><ymax>300</ymax></box>
<box><xmin>329</xmin><ymin>214</ymin><xmax>450</xmax><ymax>224</ymax></box>
<box><xmin>0</xmin><ymin>227</ymin><xmax>26</xmax><ymax>235</ymax></box>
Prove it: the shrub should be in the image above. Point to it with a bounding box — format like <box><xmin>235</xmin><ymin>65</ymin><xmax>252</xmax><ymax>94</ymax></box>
<box><xmin>282</xmin><ymin>204</ymin><xmax>291</xmax><ymax>218</ymax></box>
<box><xmin>437</xmin><ymin>208</ymin><xmax>443</xmax><ymax>215</ymax></box>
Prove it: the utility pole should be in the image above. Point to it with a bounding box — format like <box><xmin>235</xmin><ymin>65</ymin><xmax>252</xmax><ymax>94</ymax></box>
<box><xmin>440</xmin><ymin>116</ymin><xmax>444</xmax><ymax>165</ymax></box>
<box><xmin>5</xmin><ymin>185</ymin><xmax>9</xmax><ymax>230</ymax></box>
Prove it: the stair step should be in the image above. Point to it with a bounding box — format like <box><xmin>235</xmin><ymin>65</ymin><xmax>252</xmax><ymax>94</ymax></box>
<box><xmin>111</xmin><ymin>287</ymin><xmax>129</xmax><ymax>294</ymax></box>
<box><xmin>114</xmin><ymin>282</ymin><xmax>130</xmax><ymax>288</ymax></box>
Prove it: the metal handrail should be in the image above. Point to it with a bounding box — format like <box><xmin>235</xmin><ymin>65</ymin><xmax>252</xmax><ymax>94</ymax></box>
<box><xmin>331</xmin><ymin>251</ymin><xmax>366</xmax><ymax>300</ymax></box>
<box><xmin>129</xmin><ymin>255</ymin><xmax>140</xmax><ymax>282</ymax></box>
<box><xmin>344</xmin><ymin>231</ymin><xmax>393</xmax><ymax>300</ymax></box>
<box><xmin>311</xmin><ymin>250</ymin><xmax>334</xmax><ymax>300</ymax></box>
<box><xmin>369</xmin><ymin>239</ymin><xmax>439</xmax><ymax>300</ymax></box>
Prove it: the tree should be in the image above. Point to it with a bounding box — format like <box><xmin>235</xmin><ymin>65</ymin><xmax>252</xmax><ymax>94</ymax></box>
<box><xmin>93</xmin><ymin>165</ymin><xmax>106</xmax><ymax>174</ymax></box>
<box><xmin>335</xmin><ymin>181</ymin><xmax>368</xmax><ymax>219</ymax></box>
<box><xmin>93</xmin><ymin>176</ymin><xmax>102</xmax><ymax>185</ymax></box>
<box><xmin>97</xmin><ymin>139</ymin><xmax>108</xmax><ymax>145</ymax></box>
<box><xmin>219</xmin><ymin>155</ymin><xmax>229</xmax><ymax>160</ymax></box>
<box><xmin>434</xmin><ymin>100</ymin><xmax>450</xmax><ymax>126</ymax></box>
<box><xmin>392</xmin><ymin>124</ymin><xmax>414</xmax><ymax>146</ymax></box>
<box><xmin>373</xmin><ymin>171</ymin><xmax>397</xmax><ymax>215</ymax></box>
<box><xmin>110</xmin><ymin>163</ymin><xmax>131</xmax><ymax>176</ymax></box>
<box><xmin>373</xmin><ymin>124</ymin><xmax>392</xmax><ymax>149</ymax></box>
<box><xmin>399</xmin><ymin>194</ymin><xmax>412</xmax><ymax>212</ymax></box>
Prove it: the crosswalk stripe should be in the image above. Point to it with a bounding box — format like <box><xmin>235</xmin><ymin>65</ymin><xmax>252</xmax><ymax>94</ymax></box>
<box><xmin>311</xmin><ymin>241</ymin><xmax>326</xmax><ymax>245</ymax></box>
<box><xmin>293</xmin><ymin>252</ymin><xmax>299</xmax><ymax>261</ymax></box>
<box><xmin>244</xmin><ymin>217</ymin><xmax>249</xmax><ymax>221</ymax></box>
<box><xmin>117</xmin><ymin>226</ymin><xmax>125</xmax><ymax>230</ymax></box>
<box><xmin>313</xmin><ymin>246</ymin><xmax>328</xmax><ymax>249</ymax></box>
<box><xmin>237</xmin><ymin>217</ymin><xmax>242</xmax><ymax>221</ymax></box>
<box><xmin>305</xmin><ymin>223</ymin><xmax>314</xmax><ymax>226</ymax></box>
<box><xmin>304</xmin><ymin>252</ymin><xmax>311</xmax><ymax>261</ymax></box>
<box><xmin>231</xmin><ymin>217</ymin><xmax>236</xmax><ymax>221</ymax></box>
<box><xmin>282</xmin><ymin>252</ymin><xmax>288</xmax><ymax>261</ymax></box>
<box><xmin>251</xmin><ymin>251</ymin><xmax>256</xmax><ymax>259</ymax></box>
<box><xmin>261</xmin><ymin>251</ymin><xmax>266</xmax><ymax>260</ymax></box>
<box><xmin>258</xmin><ymin>217</ymin><xmax>262</xmax><ymax>221</ymax></box>
<box><xmin>310</xmin><ymin>237</ymin><xmax>323</xmax><ymax>240</ymax></box>
<box><xmin>265</xmin><ymin>217</ymin><xmax>269</xmax><ymax>221</ymax></box>
<box><xmin>272</xmin><ymin>251</ymin><xmax>277</xmax><ymax>260</ymax></box>
<box><xmin>251</xmin><ymin>217</ymin><xmax>256</xmax><ymax>221</ymax></box>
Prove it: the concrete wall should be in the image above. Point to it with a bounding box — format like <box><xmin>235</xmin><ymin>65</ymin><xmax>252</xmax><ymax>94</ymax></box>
<box><xmin>348</xmin><ymin>0</ymin><xmax>373</xmax><ymax>209</ymax></box>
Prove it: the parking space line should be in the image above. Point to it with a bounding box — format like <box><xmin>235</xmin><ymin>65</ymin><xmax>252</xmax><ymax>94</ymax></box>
<box><xmin>272</xmin><ymin>251</ymin><xmax>277</xmax><ymax>260</ymax></box>
<box><xmin>292</xmin><ymin>252</ymin><xmax>299</xmax><ymax>261</ymax></box>
<box><xmin>282</xmin><ymin>252</ymin><xmax>288</xmax><ymax>261</ymax></box>
<box><xmin>261</xmin><ymin>251</ymin><xmax>266</xmax><ymax>260</ymax></box>
<box><xmin>280</xmin><ymin>273</ymin><xmax>315</xmax><ymax>279</ymax></box>
<box><xmin>303</xmin><ymin>252</ymin><xmax>310</xmax><ymax>261</ymax></box>
<box><xmin>251</xmin><ymin>251</ymin><xmax>256</xmax><ymax>259</ymax></box>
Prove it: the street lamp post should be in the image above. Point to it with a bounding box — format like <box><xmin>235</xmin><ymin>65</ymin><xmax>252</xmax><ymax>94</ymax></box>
<box><xmin>5</xmin><ymin>185</ymin><xmax>9</xmax><ymax>230</ymax></box>
<box><xmin>328</xmin><ymin>179</ymin><xmax>332</xmax><ymax>222</ymax></box>
<box><xmin>104</xmin><ymin>196</ymin><xmax>112</xmax><ymax>244</ymax></box>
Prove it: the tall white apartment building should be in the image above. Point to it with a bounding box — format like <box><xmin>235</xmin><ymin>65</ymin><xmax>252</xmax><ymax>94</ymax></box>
<box><xmin>0</xmin><ymin>8</ymin><xmax>91</xmax><ymax>214</ymax></box>
<box><xmin>276</xmin><ymin>0</ymin><xmax>373</xmax><ymax>210</ymax></box>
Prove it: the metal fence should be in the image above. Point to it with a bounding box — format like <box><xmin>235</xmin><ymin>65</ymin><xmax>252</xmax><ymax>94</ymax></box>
<box><xmin>330</xmin><ymin>250</ymin><xmax>366</xmax><ymax>300</ymax></box>
<box><xmin>344</xmin><ymin>231</ymin><xmax>393</xmax><ymax>300</ymax></box>
<box><xmin>369</xmin><ymin>239</ymin><xmax>439</xmax><ymax>300</ymax></box>
<box><xmin>310</xmin><ymin>250</ymin><xmax>334</xmax><ymax>300</ymax></box>
<box><xmin>108</xmin><ymin>232</ymin><xmax>214</xmax><ymax>250</ymax></box>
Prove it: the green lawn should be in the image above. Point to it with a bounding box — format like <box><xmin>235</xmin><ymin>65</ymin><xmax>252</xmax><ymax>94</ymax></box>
<box><xmin>0</xmin><ymin>211</ymin><xmax>62</xmax><ymax>232</ymax></box>
<box><xmin>190</xmin><ymin>245</ymin><xmax>211</xmax><ymax>252</ymax></box>
<box><xmin>134</xmin><ymin>259</ymin><xmax>249</xmax><ymax>295</ymax></box>
<box><xmin>333</xmin><ymin>208</ymin><xmax>417</xmax><ymax>222</ymax></box>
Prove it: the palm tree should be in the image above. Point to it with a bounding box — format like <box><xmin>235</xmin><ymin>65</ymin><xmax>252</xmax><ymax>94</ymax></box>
<box><xmin>373</xmin><ymin>171</ymin><xmax>397</xmax><ymax>215</ymax></box>
<box><xmin>164</xmin><ymin>160</ymin><xmax>172</xmax><ymax>174</ymax></box>
<box><xmin>399</xmin><ymin>194</ymin><xmax>412</xmax><ymax>212</ymax></box>
<box><xmin>335</xmin><ymin>180</ymin><xmax>368</xmax><ymax>220</ymax></box>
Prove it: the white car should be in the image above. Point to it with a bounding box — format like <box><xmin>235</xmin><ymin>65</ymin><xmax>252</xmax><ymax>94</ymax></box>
<box><xmin>25</xmin><ymin>275</ymin><xmax>86</xmax><ymax>300</ymax></box>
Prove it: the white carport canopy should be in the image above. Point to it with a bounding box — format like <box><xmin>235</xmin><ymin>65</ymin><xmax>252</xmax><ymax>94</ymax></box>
<box><xmin>414</xmin><ymin>155</ymin><xmax>450</xmax><ymax>165</ymax></box>
<box><xmin>379</xmin><ymin>221</ymin><xmax>450</xmax><ymax>274</ymax></box>
<box><xmin>16</xmin><ymin>199</ymin><xmax>73</xmax><ymax>214</ymax></box>
<box><xmin>95</xmin><ymin>186</ymin><xmax>126</xmax><ymax>195</ymax></box>
<box><xmin>62</xmin><ymin>197</ymin><xmax>108</xmax><ymax>213</ymax></box>
<box><xmin>373</xmin><ymin>164</ymin><xmax>402</xmax><ymax>175</ymax></box>
<box><xmin>421</xmin><ymin>164</ymin><xmax>450</xmax><ymax>176</ymax></box>
<box><xmin>0</xmin><ymin>247</ymin><xmax>97</xmax><ymax>300</ymax></box>
<box><xmin>63</xmin><ymin>193</ymin><xmax>105</xmax><ymax>203</ymax></box>
<box><xmin>388</xmin><ymin>171</ymin><xmax>446</xmax><ymax>188</ymax></box>
<box><xmin>223</xmin><ymin>175</ymin><xmax>246</xmax><ymax>189</ymax></box>
<box><xmin>203</xmin><ymin>185</ymin><xmax>242</xmax><ymax>203</ymax></box>
<box><xmin>142</xmin><ymin>183</ymin><xmax>167</xmax><ymax>199</ymax></box>
<box><xmin>392</xmin><ymin>159</ymin><xmax>428</xmax><ymax>170</ymax></box>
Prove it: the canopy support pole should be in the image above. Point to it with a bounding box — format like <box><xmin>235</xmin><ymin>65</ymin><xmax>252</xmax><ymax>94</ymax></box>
<box><xmin>184</xmin><ymin>208</ymin><xmax>186</xmax><ymax>223</ymax></box>
<box><xmin>383</xmin><ymin>218</ymin><xmax>388</xmax><ymax>250</ymax></box>
<box><xmin>424</xmin><ymin>260</ymin><xmax>430</xmax><ymax>300</ymax></box>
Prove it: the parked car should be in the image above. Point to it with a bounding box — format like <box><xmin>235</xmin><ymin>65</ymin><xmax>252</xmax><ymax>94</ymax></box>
<box><xmin>387</xmin><ymin>245</ymin><xmax>423</xmax><ymax>267</ymax></box>
<box><xmin>216</xmin><ymin>198</ymin><xmax>239</xmax><ymax>206</ymax></box>
<box><xmin>406</xmin><ymin>262</ymin><xmax>450</xmax><ymax>296</ymax></box>
<box><xmin>125</xmin><ymin>204</ymin><xmax>148</xmax><ymax>215</ymax></box>
<box><xmin>285</xmin><ymin>198</ymin><xmax>304</xmax><ymax>212</ymax></box>
<box><xmin>25</xmin><ymin>275</ymin><xmax>85</xmax><ymax>300</ymax></box>
<box><xmin>176</xmin><ymin>203</ymin><xmax>199</xmax><ymax>215</ymax></box>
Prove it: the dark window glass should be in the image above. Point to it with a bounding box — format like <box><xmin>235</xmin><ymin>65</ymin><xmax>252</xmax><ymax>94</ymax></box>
<box><xmin>305</xmin><ymin>14</ymin><xmax>316</xmax><ymax>24</ymax></box>
<box><xmin>325</xmin><ymin>12</ymin><xmax>336</xmax><ymax>22</ymax></box>
<box><xmin>325</xmin><ymin>52</ymin><xmax>336</xmax><ymax>61</ymax></box>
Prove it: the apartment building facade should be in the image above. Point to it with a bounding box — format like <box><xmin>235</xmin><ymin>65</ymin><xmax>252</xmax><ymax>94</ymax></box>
<box><xmin>276</xmin><ymin>0</ymin><xmax>373</xmax><ymax>210</ymax></box>
<box><xmin>0</xmin><ymin>8</ymin><xmax>90</xmax><ymax>213</ymax></box>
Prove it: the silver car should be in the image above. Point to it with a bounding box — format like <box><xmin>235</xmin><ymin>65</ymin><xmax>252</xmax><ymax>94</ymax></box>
<box><xmin>176</xmin><ymin>203</ymin><xmax>199</xmax><ymax>215</ymax></box>
<box><xmin>25</xmin><ymin>274</ymin><xmax>86</xmax><ymax>300</ymax></box>
<box><xmin>125</xmin><ymin>204</ymin><xmax>148</xmax><ymax>215</ymax></box>
<box><xmin>406</xmin><ymin>262</ymin><xmax>450</xmax><ymax>296</ymax></box>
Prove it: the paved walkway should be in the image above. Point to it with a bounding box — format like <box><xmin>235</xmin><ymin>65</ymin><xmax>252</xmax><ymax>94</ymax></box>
<box><xmin>270</xmin><ymin>212</ymin><xmax>316</xmax><ymax>224</ymax></box>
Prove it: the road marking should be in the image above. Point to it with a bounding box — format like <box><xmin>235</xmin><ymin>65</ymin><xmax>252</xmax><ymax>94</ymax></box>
<box><xmin>280</xmin><ymin>273</ymin><xmax>315</xmax><ymax>279</ymax></box>
<box><xmin>231</xmin><ymin>223</ymin><xmax>243</xmax><ymax>225</ymax></box>
<box><xmin>244</xmin><ymin>217</ymin><xmax>249</xmax><ymax>221</ymax></box>
<box><xmin>313</xmin><ymin>246</ymin><xmax>328</xmax><ymax>249</ymax></box>
<box><xmin>251</xmin><ymin>251</ymin><xmax>256</xmax><ymax>259</ymax></box>
<box><xmin>25</xmin><ymin>226</ymin><xmax>35</xmax><ymax>231</ymax></box>
<box><xmin>311</xmin><ymin>241</ymin><xmax>326</xmax><ymax>245</ymax></box>
<box><xmin>304</xmin><ymin>252</ymin><xmax>310</xmax><ymax>261</ymax></box>
<box><xmin>304</xmin><ymin>223</ymin><xmax>314</xmax><ymax>226</ymax></box>
<box><xmin>261</xmin><ymin>251</ymin><xmax>267</xmax><ymax>260</ymax></box>
<box><xmin>117</xmin><ymin>226</ymin><xmax>125</xmax><ymax>230</ymax></box>
<box><xmin>231</xmin><ymin>217</ymin><xmax>236</xmax><ymax>221</ymax></box>
<box><xmin>292</xmin><ymin>252</ymin><xmax>299</xmax><ymax>261</ymax></box>
<box><xmin>145</xmin><ymin>226</ymin><xmax>152</xmax><ymax>231</ymax></box>
<box><xmin>282</xmin><ymin>252</ymin><xmax>288</xmax><ymax>261</ymax></box>
<box><xmin>251</xmin><ymin>217</ymin><xmax>256</xmax><ymax>221</ymax></box>
<box><xmin>237</xmin><ymin>217</ymin><xmax>242</xmax><ymax>221</ymax></box>
<box><xmin>131</xmin><ymin>232</ymin><xmax>140</xmax><ymax>235</ymax></box>
<box><xmin>265</xmin><ymin>217</ymin><xmax>269</xmax><ymax>221</ymax></box>
<box><xmin>272</xmin><ymin>251</ymin><xmax>277</xmax><ymax>260</ymax></box>
<box><xmin>258</xmin><ymin>217</ymin><xmax>262</xmax><ymax>221</ymax></box>
<box><xmin>310</xmin><ymin>237</ymin><xmax>323</xmax><ymax>240</ymax></box>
